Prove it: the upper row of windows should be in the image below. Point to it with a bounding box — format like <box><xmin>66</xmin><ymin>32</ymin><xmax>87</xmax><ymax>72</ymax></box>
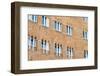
<box><xmin>29</xmin><ymin>15</ymin><xmax>88</xmax><ymax>40</ymax></box>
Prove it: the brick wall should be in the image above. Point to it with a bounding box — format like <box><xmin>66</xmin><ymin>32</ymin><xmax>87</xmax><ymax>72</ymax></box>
<box><xmin>28</xmin><ymin>15</ymin><xmax>88</xmax><ymax>60</ymax></box>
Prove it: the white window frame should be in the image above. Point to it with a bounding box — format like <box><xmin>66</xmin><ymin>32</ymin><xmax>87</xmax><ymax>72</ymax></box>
<box><xmin>32</xmin><ymin>37</ymin><xmax>37</xmax><ymax>48</ymax></box>
<box><xmin>42</xmin><ymin>16</ymin><xmax>49</xmax><ymax>27</ymax></box>
<box><xmin>28</xmin><ymin>36</ymin><xmax>32</xmax><ymax>49</ymax></box>
<box><xmin>32</xmin><ymin>15</ymin><xmax>37</xmax><ymax>22</ymax></box>
<box><xmin>67</xmin><ymin>47</ymin><xmax>73</xmax><ymax>59</ymax></box>
<box><xmin>54</xmin><ymin>21</ymin><xmax>62</xmax><ymax>32</ymax></box>
<box><xmin>67</xmin><ymin>25</ymin><xmax>73</xmax><ymax>36</ymax></box>
<box><xmin>28</xmin><ymin>15</ymin><xmax>37</xmax><ymax>23</ymax></box>
<box><xmin>55</xmin><ymin>44</ymin><xmax>62</xmax><ymax>57</ymax></box>
<box><xmin>83</xmin><ymin>17</ymin><xmax>88</xmax><ymax>22</ymax></box>
<box><xmin>84</xmin><ymin>50</ymin><xmax>88</xmax><ymax>58</ymax></box>
<box><xmin>41</xmin><ymin>40</ymin><xmax>49</xmax><ymax>54</ymax></box>
<box><xmin>83</xmin><ymin>31</ymin><xmax>88</xmax><ymax>40</ymax></box>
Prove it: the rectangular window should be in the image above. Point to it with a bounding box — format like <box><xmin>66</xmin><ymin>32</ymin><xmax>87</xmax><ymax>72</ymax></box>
<box><xmin>30</xmin><ymin>36</ymin><xmax>33</xmax><ymax>48</ymax></box>
<box><xmin>59</xmin><ymin>23</ymin><xmax>62</xmax><ymax>31</ymax></box>
<box><xmin>67</xmin><ymin>47</ymin><xmax>73</xmax><ymax>59</ymax></box>
<box><xmin>70</xmin><ymin>48</ymin><xmax>73</xmax><ymax>58</ymax></box>
<box><xmin>46</xmin><ymin>18</ymin><xmax>49</xmax><ymax>27</ymax></box>
<box><xmin>54</xmin><ymin>21</ymin><xmax>57</xmax><ymax>30</ymax></box>
<box><xmin>32</xmin><ymin>15</ymin><xmax>37</xmax><ymax>22</ymax></box>
<box><xmin>42</xmin><ymin>16</ymin><xmax>46</xmax><ymax>26</ymax></box>
<box><xmin>67</xmin><ymin>47</ymin><xmax>70</xmax><ymax>58</ymax></box>
<box><xmin>28</xmin><ymin>15</ymin><xmax>32</xmax><ymax>21</ymax></box>
<box><xmin>66</xmin><ymin>25</ymin><xmax>73</xmax><ymax>36</ymax></box>
<box><xmin>32</xmin><ymin>37</ymin><xmax>37</xmax><ymax>48</ymax></box>
<box><xmin>42</xmin><ymin>16</ymin><xmax>49</xmax><ymax>27</ymax></box>
<box><xmin>83</xmin><ymin>31</ymin><xmax>88</xmax><ymax>40</ymax></box>
<box><xmin>66</xmin><ymin>26</ymin><xmax>69</xmax><ymax>34</ymax></box>
<box><xmin>86</xmin><ymin>32</ymin><xmax>88</xmax><ymax>40</ymax></box>
<box><xmin>70</xmin><ymin>27</ymin><xmax>73</xmax><ymax>36</ymax></box>
<box><xmin>28</xmin><ymin>35</ymin><xmax>32</xmax><ymax>49</ymax></box>
<box><xmin>28</xmin><ymin>36</ymin><xmax>37</xmax><ymax>51</ymax></box>
<box><xmin>55</xmin><ymin>43</ymin><xmax>62</xmax><ymax>57</ymax></box>
<box><xmin>41</xmin><ymin>40</ymin><xmax>44</xmax><ymax>48</ymax></box>
<box><xmin>84</xmin><ymin>50</ymin><xmax>88</xmax><ymax>58</ymax></box>
<box><xmin>83</xmin><ymin>17</ymin><xmax>88</xmax><ymax>22</ymax></box>
<box><xmin>46</xmin><ymin>41</ymin><xmax>49</xmax><ymax>51</ymax></box>
<box><xmin>41</xmin><ymin>40</ymin><xmax>49</xmax><ymax>54</ymax></box>
<box><xmin>57</xmin><ymin>22</ymin><xmax>59</xmax><ymax>31</ymax></box>
<box><xmin>54</xmin><ymin>21</ymin><xmax>62</xmax><ymax>32</ymax></box>
<box><xmin>41</xmin><ymin>40</ymin><xmax>46</xmax><ymax>50</ymax></box>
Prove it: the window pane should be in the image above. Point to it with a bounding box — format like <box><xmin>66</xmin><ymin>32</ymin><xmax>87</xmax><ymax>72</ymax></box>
<box><xmin>84</xmin><ymin>50</ymin><xmax>88</xmax><ymax>58</ymax></box>
<box><xmin>54</xmin><ymin>21</ymin><xmax>56</xmax><ymax>30</ymax></box>
<box><xmin>46</xmin><ymin>18</ymin><xmax>49</xmax><ymax>27</ymax></box>
<box><xmin>32</xmin><ymin>38</ymin><xmax>36</xmax><ymax>48</ymax></box>
<box><xmin>59</xmin><ymin>23</ymin><xmax>62</xmax><ymax>31</ymax></box>
<box><xmin>67</xmin><ymin>47</ymin><xmax>70</xmax><ymax>58</ymax></box>
<box><xmin>56</xmin><ymin>22</ymin><xmax>58</xmax><ymax>30</ymax></box>
<box><xmin>86</xmin><ymin>32</ymin><xmax>88</xmax><ymax>40</ymax></box>
<box><xmin>42</xmin><ymin>16</ymin><xmax>48</xmax><ymax>27</ymax></box>
<box><xmin>28</xmin><ymin>36</ymin><xmax>31</xmax><ymax>49</ymax></box>
<box><xmin>57</xmin><ymin>22</ymin><xmax>59</xmax><ymax>31</ymax></box>
<box><xmin>28</xmin><ymin>15</ymin><xmax>32</xmax><ymax>21</ymax></box>
<box><xmin>46</xmin><ymin>42</ymin><xmax>49</xmax><ymax>51</ymax></box>
<box><xmin>59</xmin><ymin>45</ymin><xmax>62</xmax><ymax>54</ymax></box>
<box><xmin>42</xmin><ymin>16</ymin><xmax>46</xmax><ymax>26</ymax></box>
<box><xmin>70</xmin><ymin>27</ymin><xmax>72</xmax><ymax>36</ymax></box>
<box><xmin>32</xmin><ymin>15</ymin><xmax>37</xmax><ymax>22</ymax></box>
<box><xmin>41</xmin><ymin>40</ymin><xmax>43</xmax><ymax>48</ymax></box>
<box><xmin>71</xmin><ymin>48</ymin><xmax>73</xmax><ymax>57</ymax></box>
<box><xmin>66</xmin><ymin>26</ymin><xmax>68</xmax><ymax>34</ymax></box>
<box><xmin>35</xmin><ymin>16</ymin><xmax>37</xmax><ymax>22</ymax></box>
<box><xmin>69</xmin><ymin>26</ymin><xmax>71</xmax><ymax>35</ymax></box>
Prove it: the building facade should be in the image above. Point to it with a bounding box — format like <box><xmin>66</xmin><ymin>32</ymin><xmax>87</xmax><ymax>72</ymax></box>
<box><xmin>28</xmin><ymin>15</ymin><xmax>88</xmax><ymax>60</ymax></box>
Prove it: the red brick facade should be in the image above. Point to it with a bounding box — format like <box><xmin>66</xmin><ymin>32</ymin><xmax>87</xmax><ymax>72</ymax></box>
<box><xmin>28</xmin><ymin>15</ymin><xmax>88</xmax><ymax>60</ymax></box>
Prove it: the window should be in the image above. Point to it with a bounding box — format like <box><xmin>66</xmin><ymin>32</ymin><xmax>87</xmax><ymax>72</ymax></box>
<box><xmin>42</xmin><ymin>16</ymin><xmax>46</xmax><ymax>26</ymax></box>
<box><xmin>66</xmin><ymin>25</ymin><xmax>73</xmax><ymax>36</ymax></box>
<box><xmin>46</xmin><ymin>41</ymin><xmax>49</xmax><ymax>52</ymax></box>
<box><xmin>32</xmin><ymin>37</ymin><xmax>37</xmax><ymax>48</ymax></box>
<box><xmin>28</xmin><ymin>35</ymin><xmax>32</xmax><ymax>49</ymax></box>
<box><xmin>32</xmin><ymin>15</ymin><xmax>37</xmax><ymax>22</ymax></box>
<box><xmin>66</xmin><ymin>47</ymin><xmax>73</xmax><ymax>59</ymax></box>
<box><xmin>41</xmin><ymin>39</ymin><xmax>46</xmax><ymax>50</ymax></box>
<box><xmin>42</xmin><ymin>16</ymin><xmax>49</xmax><ymax>27</ymax></box>
<box><xmin>83</xmin><ymin>31</ymin><xmax>88</xmax><ymax>40</ymax></box>
<box><xmin>41</xmin><ymin>39</ymin><xmax>44</xmax><ymax>49</ymax></box>
<box><xmin>41</xmin><ymin>40</ymin><xmax>49</xmax><ymax>54</ymax></box>
<box><xmin>28</xmin><ymin>36</ymin><xmax>37</xmax><ymax>50</ymax></box>
<box><xmin>28</xmin><ymin>15</ymin><xmax>37</xmax><ymax>23</ymax></box>
<box><xmin>83</xmin><ymin>17</ymin><xmax>88</xmax><ymax>23</ymax></box>
<box><xmin>55</xmin><ymin>43</ymin><xmax>62</xmax><ymax>57</ymax></box>
<box><xmin>84</xmin><ymin>50</ymin><xmax>88</xmax><ymax>58</ymax></box>
<box><xmin>31</xmin><ymin>36</ymin><xmax>33</xmax><ymax>48</ymax></box>
<box><xmin>54</xmin><ymin>21</ymin><xmax>62</xmax><ymax>32</ymax></box>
